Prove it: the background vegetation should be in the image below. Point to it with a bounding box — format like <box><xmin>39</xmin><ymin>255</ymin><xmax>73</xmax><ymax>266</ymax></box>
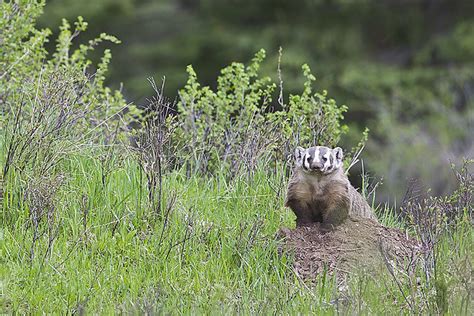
<box><xmin>1</xmin><ymin>1</ymin><xmax>473</xmax><ymax>314</ymax></box>
<box><xmin>38</xmin><ymin>0</ymin><xmax>474</xmax><ymax>202</ymax></box>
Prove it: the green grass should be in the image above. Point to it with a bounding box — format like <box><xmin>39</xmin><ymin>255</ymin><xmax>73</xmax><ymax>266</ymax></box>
<box><xmin>1</xmin><ymin>153</ymin><xmax>473</xmax><ymax>314</ymax></box>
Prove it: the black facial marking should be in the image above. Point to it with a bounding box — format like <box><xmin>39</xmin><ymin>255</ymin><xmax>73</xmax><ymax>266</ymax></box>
<box><xmin>302</xmin><ymin>154</ymin><xmax>309</xmax><ymax>170</ymax></box>
<box><xmin>308</xmin><ymin>147</ymin><xmax>316</xmax><ymax>158</ymax></box>
<box><xmin>334</xmin><ymin>147</ymin><xmax>343</xmax><ymax>161</ymax></box>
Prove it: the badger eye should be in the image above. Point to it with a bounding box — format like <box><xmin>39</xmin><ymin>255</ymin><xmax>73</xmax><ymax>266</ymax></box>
<box><xmin>322</xmin><ymin>156</ymin><xmax>327</xmax><ymax>162</ymax></box>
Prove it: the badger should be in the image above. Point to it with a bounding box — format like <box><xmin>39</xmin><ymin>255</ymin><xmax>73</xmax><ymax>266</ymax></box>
<box><xmin>285</xmin><ymin>145</ymin><xmax>378</xmax><ymax>227</ymax></box>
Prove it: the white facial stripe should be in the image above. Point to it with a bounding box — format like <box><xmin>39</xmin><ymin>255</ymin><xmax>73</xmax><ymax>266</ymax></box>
<box><xmin>333</xmin><ymin>148</ymin><xmax>342</xmax><ymax>169</ymax></box>
<box><xmin>314</xmin><ymin>147</ymin><xmax>320</xmax><ymax>165</ymax></box>
<box><xmin>303</xmin><ymin>153</ymin><xmax>310</xmax><ymax>170</ymax></box>
<box><xmin>296</xmin><ymin>146</ymin><xmax>343</xmax><ymax>173</ymax></box>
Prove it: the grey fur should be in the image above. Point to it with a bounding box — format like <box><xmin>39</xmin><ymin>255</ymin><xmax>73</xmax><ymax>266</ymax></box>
<box><xmin>285</xmin><ymin>145</ymin><xmax>378</xmax><ymax>227</ymax></box>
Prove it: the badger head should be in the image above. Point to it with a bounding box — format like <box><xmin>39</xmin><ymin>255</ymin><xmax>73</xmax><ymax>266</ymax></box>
<box><xmin>294</xmin><ymin>146</ymin><xmax>343</xmax><ymax>174</ymax></box>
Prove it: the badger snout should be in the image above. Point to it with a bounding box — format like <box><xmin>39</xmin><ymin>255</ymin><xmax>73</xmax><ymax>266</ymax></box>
<box><xmin>310</xmin><ymin>162</ymin><xmax>324</xmax><ymax>171</ymax></box>
<box><xmin>303</xmin><ymin>154</ymin><xmax>324</xmax><ymax>172</ymax></box>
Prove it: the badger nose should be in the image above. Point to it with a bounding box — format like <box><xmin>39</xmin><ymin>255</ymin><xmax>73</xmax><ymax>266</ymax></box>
<box><xmin>311</xmin><ymin>163</ymin><xmax>323</xmax><ymax>170</ymax></box>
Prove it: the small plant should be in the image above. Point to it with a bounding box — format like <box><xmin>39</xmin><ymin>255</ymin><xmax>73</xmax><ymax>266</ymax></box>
<box><xmin>131</xmin><ymin>79</ymin><xmax>181</xmax><ymax>216</ymax></box>
<box><xmin>25</xmin><ymin>173</ymin><xmax>65</xmax><ymax>262</ymax></box>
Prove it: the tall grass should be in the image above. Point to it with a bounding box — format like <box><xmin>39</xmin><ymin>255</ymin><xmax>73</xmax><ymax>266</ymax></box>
<box><xmin>1</xmin><ymin>150</ymin><xmax>473</xmax><ymax>313</ymax></box>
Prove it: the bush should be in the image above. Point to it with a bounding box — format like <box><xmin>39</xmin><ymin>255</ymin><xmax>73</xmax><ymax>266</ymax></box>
<box><xmin>176</xmin><ymin>49</ymin><xmax>350</xmax><ymax>177</ymax></box>
<box><xmin>0</xmin><ymin>1</ymin><xmax>140</xmax><ymax>183</ymax></box>
<box><xmin>0</xmin><ymin>1</ymin><xmax>142</xmax><ymax>232</ymax></box>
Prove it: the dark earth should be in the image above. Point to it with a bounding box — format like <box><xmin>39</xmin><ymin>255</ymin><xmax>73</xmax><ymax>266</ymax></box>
<box><xmin>279</xmin><ymin>216</ymin><xmax>423</xmax><ymax>280</ymax></box>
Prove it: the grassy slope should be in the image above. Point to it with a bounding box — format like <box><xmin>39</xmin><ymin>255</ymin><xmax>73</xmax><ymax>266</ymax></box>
<box><xmin>1</xmin><ymin>152</ymin><xmax>473</xmax><ymax>314</ymax></box>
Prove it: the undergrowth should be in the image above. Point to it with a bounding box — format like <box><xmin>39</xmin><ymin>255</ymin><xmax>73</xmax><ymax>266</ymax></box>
<box><xmin>1</xmin><ymin>155</ymin><xmax>472</xmax><ymax>314</ymax></box>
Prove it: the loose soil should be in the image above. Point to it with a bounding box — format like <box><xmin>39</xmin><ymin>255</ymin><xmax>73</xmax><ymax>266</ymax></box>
<box><xmin>279</xmin><ymin>216</ymin><xmax>422</xmax><ymax>280</ymax></box>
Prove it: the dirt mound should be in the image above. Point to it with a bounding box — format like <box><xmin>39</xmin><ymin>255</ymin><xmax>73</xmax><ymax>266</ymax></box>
<box><xmin>279</xmin><ymin>216</ymin><xmax>422</xmax><ymax>280</ymax></box>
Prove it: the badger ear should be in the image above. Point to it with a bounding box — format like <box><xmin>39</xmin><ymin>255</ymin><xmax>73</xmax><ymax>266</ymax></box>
<box><xmin>294</xmin><ymin>146</ymin><xmax>305</xmax><ymax>165</ymax></box>
<box><xmin>333</xmin><ymin>147</ymin><xmax>343</xmax><ymax>168</ymax></box>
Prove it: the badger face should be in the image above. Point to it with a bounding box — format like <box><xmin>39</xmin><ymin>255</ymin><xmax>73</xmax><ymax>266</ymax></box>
<box><xmin>294</xmin><ymin>146</ymin><xmax>343</xmax><ymax>175</ymax></box>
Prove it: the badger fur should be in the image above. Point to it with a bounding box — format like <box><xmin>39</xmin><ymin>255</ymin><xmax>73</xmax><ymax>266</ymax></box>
<box><xmin>285</xmin><ymin>145</ymin><xmax>378</xmax><ymax>227</ymax></box>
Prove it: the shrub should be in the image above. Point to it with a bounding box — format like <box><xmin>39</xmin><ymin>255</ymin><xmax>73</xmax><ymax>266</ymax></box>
<box><xmin>176</xmin><ymin>49</ymin><xmax>350</xmax><ymax>177</ymax></box>
<box><xmin>0</xmin><ymin>2</ymin><xmax>141</xmax><ymax>230</ymax></box>
<box><xmin>0</xmin><ymin>1</ymin><xmax>140</xmax><ymax>183</ymax></box>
